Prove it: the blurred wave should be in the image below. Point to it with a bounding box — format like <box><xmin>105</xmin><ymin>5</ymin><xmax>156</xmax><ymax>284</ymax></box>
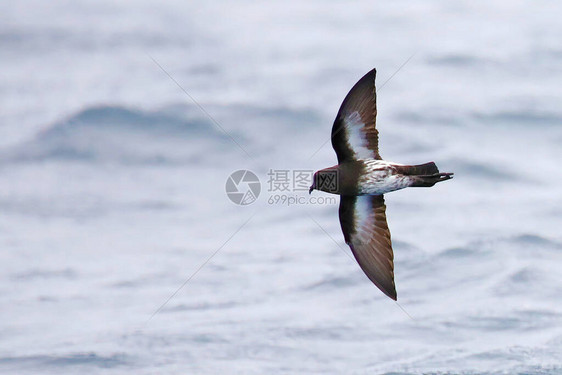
<box><xmin>473</xmin><ymin>110</ymin><xmax>562</xmax><ymax>125</ymax></box>
<box><xmin>445</xmin><ymin>159</ymin><xmax>520</xmax><ymax>181</ymax></box>
<box><xmin>394</xmin><ymin>109</ymin><xmax>562</xmax><ymax>127</ymax></box>
<box><xmin>0</xmin><ymin>353</ymin><xmax>129</xmax><ymax>370</ymax></box>
<box><xmin>1</xmin><ymin>105</ymin><xmax>234</xmax><ymax>164</ymax></box>
<box><xmin>0</xmin><ymin>104</ymin><xmax>324</xmax><ymax>166</ymax></box>
<box><xmin>426</xmin><ymin>54</ymin><xmax>491</xmax><ymax>67</ymax></box>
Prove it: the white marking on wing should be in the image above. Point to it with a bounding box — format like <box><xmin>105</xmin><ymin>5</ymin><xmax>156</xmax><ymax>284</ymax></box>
<box><xmin>345</xmin><ymin>111</ymin><xmax>375</xmax><ymax>159</ymax></box>
<box><xmin>353</xmin><ymin>196</ymin><xmax>373</xmax><ymax>245</ymax></box>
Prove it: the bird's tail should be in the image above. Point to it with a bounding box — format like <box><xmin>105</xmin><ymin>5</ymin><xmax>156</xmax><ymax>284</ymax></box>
<box><xmin>396</xmin><ymin>161</ymin><xmax>439</xmax><ymax>176</ymax></box>
<box><xmin>395</xmin><ymin>162</ymin><xmax>454</xmax><ymax>187</ymax></box>
<box><xmin>410</xmin><ymin>172</ymin><xmax>454</xmax><ymax>187</ymax></box>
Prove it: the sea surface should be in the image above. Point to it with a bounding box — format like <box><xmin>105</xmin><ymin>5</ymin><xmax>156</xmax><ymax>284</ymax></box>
<box><xmin>1</xmin><ymin>1</ymin><xmax>562</xmax><ymax>374</ymax></box>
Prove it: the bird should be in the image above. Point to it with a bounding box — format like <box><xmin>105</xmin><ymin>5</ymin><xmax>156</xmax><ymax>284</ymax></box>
<box><xmin>309</xmin><ymin>68</ymin><xmax>453</xmax><ymax>300</ymax></box>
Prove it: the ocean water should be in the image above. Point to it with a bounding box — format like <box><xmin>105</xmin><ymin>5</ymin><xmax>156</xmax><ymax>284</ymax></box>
<box><xmin>1</xmin><ymin>1</ymin><xmax>562</xmax><ymax>374</ymax></box>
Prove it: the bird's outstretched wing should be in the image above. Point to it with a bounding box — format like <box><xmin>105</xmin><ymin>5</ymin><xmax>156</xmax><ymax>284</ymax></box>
<box><xmin>339</xmin><ymin>194</ymin><xmax>396</xmax><ymax>300</ymax></box>
<box><xmin>331</xmin><ymin>68</ymin><xmax>380</xmax><ymax>163</ymax></box>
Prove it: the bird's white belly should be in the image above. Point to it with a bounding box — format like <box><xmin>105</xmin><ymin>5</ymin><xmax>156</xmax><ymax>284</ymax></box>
<box><xmin>357</xmin><ymin>159</ymin><xmax>412</xmax><ymax>195</ymax></box>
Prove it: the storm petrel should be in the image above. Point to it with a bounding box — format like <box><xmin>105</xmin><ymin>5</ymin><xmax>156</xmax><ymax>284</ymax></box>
<box><xmin>309</xmin><ymin>68</ymin><xmax>453</xmax><ymax>300</ymax></box>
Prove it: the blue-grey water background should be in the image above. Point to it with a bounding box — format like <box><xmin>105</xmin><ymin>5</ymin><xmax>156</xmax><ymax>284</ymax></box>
<box><xmin>1</xmin><ymin>1</ymin><xmax>562</xmax><ymax>374</ymax></box>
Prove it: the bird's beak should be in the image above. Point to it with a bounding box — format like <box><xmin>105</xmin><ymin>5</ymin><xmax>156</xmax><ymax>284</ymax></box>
<box><xmin>309</xmin><ymin>185</ymin><xmax>314</xmax><ymax>194</ymax></box>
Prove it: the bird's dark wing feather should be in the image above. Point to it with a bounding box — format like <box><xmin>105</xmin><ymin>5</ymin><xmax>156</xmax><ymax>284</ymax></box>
<box><xmin>331</xmin><ymin>68</ymin><xmax>380</xmax><ymax>163</ymax></box>
<box><xmin>339</xmin><ymin>194</ymin><xmax>396</xmax><ymax>300</ymax></box>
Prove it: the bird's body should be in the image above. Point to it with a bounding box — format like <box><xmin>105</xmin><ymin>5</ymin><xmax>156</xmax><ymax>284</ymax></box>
<box><xmin>314</xmin><ymin>159</ymin><xmax>452</xmax><ymax>196</ymax></box>
<box><xmin>357</xmin><ymin>160</ymin><xmax>412</xmax><ymax>195</ymax></box>
<box><xmin>309</xmin><ymin>68</ymin><xmax>453</xmax><ymax>300</ymax></box>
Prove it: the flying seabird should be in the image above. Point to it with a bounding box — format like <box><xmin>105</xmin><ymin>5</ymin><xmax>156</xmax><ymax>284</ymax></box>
<box><xmin>309</xmin><ymin>68</ymin><xmax>453</xmax><ymax>300</ymax></box>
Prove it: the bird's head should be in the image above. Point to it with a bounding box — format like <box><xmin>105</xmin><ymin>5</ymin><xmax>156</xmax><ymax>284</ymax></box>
<box><xmin>309</xmin><ymin>177</ymin><xmax>316</xmax><ymax>194</ymax></box>
<box><xmin>309</xmin><ymin>167</ymin><xmax>339</xmax><ymax>195</ymax></box>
